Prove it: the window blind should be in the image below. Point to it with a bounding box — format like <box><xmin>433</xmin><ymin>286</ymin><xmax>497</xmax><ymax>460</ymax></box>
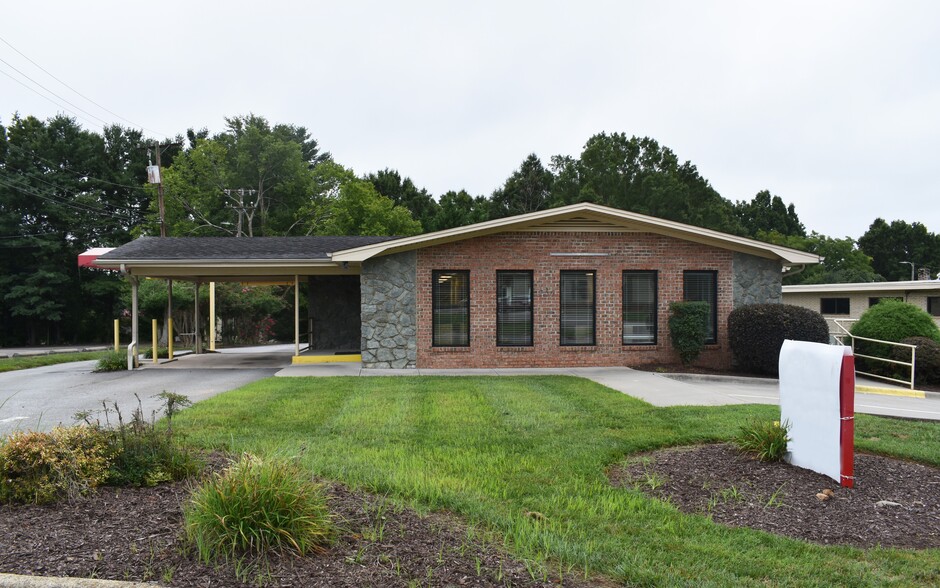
<box><xmin>560</xmin><ymin>270</ymin><xmax>595</xmax><ymax>345</ymax></box>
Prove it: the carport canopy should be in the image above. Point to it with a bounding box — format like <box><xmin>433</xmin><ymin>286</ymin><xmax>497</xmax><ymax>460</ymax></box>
<box><xmin>93</xmin><ymin>235</ymin><xmax>397</xmax><ymax>364</ymax></box>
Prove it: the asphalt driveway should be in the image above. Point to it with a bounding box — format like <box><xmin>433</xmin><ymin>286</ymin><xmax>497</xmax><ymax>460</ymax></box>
<box><xmin>0</xmin><ymin>359</ymin><xmax>279</xmax><ymax>436</ymax></box>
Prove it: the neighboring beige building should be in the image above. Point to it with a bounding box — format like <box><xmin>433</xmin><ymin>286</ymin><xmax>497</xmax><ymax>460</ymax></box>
<box><xmin>782</xmin><ymin>280</ymin><xmax>940</xmax><ymax>335</ymax></box>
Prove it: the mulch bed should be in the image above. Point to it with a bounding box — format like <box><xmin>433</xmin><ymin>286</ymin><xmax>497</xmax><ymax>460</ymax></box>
<box><xmin>0</xmin><ymin>476</ymin><xmax>595</xmax><ymax>587</ymax></box>
<box><xmin>609</xmin><ymin>443</ymin><xmax>940</xmax><ymax>549</ymax></box>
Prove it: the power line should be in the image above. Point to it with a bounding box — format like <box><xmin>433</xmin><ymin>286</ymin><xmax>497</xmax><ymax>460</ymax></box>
<box><xmin>5</xmin><ymin>143</ymin><xmax>149</xmax><ymax>191</ymax></box>
<box><xmin>0</xmin><ymin>176</ymin><xmax>137</xmax><ymax>221</ymax></box>
<box><xmin>4</xmin><ymin>169</ymin><xmax>143</xmax><ymax>214</ymax></box>
<box><xmin>0</xmin><ymin>35</ymin><xmax>169</xmax><ymax>138</ymax></box>
<box><xmin>0</xmin><ymin>56</ymin><xmax>111</xmax><ymax>127</ymax></box>
<box><xmin>0</xmin><ymin>68</ymin><xmax>105</xmax><ymax>131</ymax></box>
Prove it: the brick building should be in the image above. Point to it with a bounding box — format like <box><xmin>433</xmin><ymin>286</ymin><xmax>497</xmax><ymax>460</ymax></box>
<box><xmin>97</xmin><ymin>203</ymin><xmax>819</xmax><ymax>370</ymax></box>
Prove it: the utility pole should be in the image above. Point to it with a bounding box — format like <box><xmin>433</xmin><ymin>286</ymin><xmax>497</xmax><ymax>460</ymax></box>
<box><xmin>154</xmin><ymin>143</ymin><xmax>167</xmax><ymax>237</ymax></box>
<box><xmin>224</xmin><ymin>188</ymin><xmax>258</xmax><ymax>237</ymax></box>
<box><xmin>145</xmin><ymin>141</ymin><xmax>181</xmax><ymax>237</ymax></box>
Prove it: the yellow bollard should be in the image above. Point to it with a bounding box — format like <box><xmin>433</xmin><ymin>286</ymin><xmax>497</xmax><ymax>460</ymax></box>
<box><xmin>152</xmin><ymin>319</ymin><xmax>158</xmax><ymax>364</ymax></box>
<box><xmin>114</xmin><ymin>319</ymin><xmax>120</xmax><ymax>352</ymax></box>
<box><xmin>168</xmin><ymin>318</ymin><xmax>174</xmax><ymax>360</ymax></box>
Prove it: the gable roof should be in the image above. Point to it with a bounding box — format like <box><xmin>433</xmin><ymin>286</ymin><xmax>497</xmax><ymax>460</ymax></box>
<box><xmin>331</xmin><ymin>202</ymin><xmax>820</xmax><ymax>265</ymax></box>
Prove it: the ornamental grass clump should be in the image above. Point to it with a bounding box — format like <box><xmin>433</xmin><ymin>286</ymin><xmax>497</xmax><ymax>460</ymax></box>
<box><xmin>735</xmin><ymin>419</ymin><xmax>790</xmax><ymax>462</ymax></box>
<box><xmin>184</xmin><ymin>453</ymin><xmax>333</xmax><ymax>564</ymax></box>
<box><xmin>94</xmin><ymin>351</ymin><xmax>126</xmax><ymax>372</ymax></box>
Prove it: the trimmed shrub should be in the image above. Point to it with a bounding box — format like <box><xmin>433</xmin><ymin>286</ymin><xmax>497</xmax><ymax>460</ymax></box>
<box><xmin>735</xmin><ymin>419</ymin><xmax>790</xmax><ymax>462</ymax></box>
<box><xmin>850</xmin><ymin>300</ymin><xmax>940</xmax><ymax>375</ymax></box>
<box><xmin>0</xmin><ymin>426</ymin><xmax>113</xmax><ymax>504</ymax></box>
<box><xmin>893</xmin><ymin>336</ymin><xmax>940</xmax><ymax>386</ymax></box>
<box><xmin>184</xmin><ymin>454</ymin><xmax>333</xmax><ymax>564</ymax></box>
<box><xmin>95</xmin><ymin>351</ymin><xmax>126</xmax><ymax>372</ymax></box>
<box><xmin>668</xmin><ymin>301</ymin><xmax>710</xmax><ymax>366</ymax></box>
<box><xmin>728</xmin><ymin>304</ymin><xmax>830</xmax><ymax>376</ymax></box>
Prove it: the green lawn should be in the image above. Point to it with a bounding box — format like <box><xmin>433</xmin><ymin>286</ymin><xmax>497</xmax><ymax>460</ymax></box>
<box><xmin>173</xmin><ymin>376</ymin><xmax>940</xmax><ymax>587</ymax></box>
<box><xmin>0</xmin><ymin>351</ymin><xmax>109</xmax><ymax>373</ymax></box>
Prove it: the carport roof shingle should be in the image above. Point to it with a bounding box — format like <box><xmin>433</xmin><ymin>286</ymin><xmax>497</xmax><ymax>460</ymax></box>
<box><xmin>98</xmin><ymin>235</ymin><xmax>399</xmax><ymax>261</ymax></box>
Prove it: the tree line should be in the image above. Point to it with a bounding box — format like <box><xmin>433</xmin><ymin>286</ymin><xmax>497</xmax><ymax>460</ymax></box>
<box><xmin>1</xmin><ymin>113</ymin><xmax>938</xmax><ymax>345</ymax></box>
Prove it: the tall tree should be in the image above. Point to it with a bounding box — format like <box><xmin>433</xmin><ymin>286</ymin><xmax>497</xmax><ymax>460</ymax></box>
<box><xmin>430</xmin><ymin>190</ymin><xmax>489</xmax><ymax>231</ymax></box>
<box><xmin>317</xmin><ymin>179</ymin><xmax>422</xmax><ymax>237</ymax></box>
<box><xmin>489</xmin><ymin>154</ymin><xmax>553</xmax><ymax>219</ymax></box>
<box><xmin>365</xmin><ymin>168</ymin><xmax>439</xmax><ymax>231</ymax></box>
<box><xmin>150</xmin><ymin>114</ymin><xmax>327</xmax><ymax>237</ymax></box>
<box><xmin>548</xmin><ymin>133</ymin><xmax>743</xmax><ymax>234</ymax></box>
<box><xmin>858</xmin><ymin>218</ymin><xmax>940</xmax><ymax>281</ymax></box>
<box><xmin>0</xmin><ymin>115</ymin><xmax>153</xmax><ymax>344</ymax></box>
<box><xmin>758</xmin><ymin>231</ymin><xmax>882</xmax><ymax>285</ymax></box>
<box><xmin>734</xmin><ymin>190</ymin><xmax>805</xmax><ymax>238</ymax></box>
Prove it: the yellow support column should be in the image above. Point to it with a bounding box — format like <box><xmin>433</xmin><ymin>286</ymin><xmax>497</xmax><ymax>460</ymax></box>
<box><xmin>152</xmin><ymin>319</ymin><xmax>158</xmax><ymax>364</ymax></box>
<box><xmin>168</xmin><ymin>318</ymin><xmax>174</xmax><ymax>360</ymax></box>
<box><xmin>113</xmin><ymin>319</ymin><xmax>120</xmax><ymax>352</ymax></box>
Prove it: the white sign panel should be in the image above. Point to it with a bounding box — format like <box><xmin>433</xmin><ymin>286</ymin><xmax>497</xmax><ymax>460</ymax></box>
<box><xmin>779</xmin><ymin>340</ymin><xmax>846</xmax><ymax>482</ymax></box>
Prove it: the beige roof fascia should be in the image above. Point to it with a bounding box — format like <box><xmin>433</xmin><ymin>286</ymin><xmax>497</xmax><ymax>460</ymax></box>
<box><xmin>331</xmin><ymin>202</ymin><xmax>820</xmax><ymax>265</ymax></box>
<box><xmin>93</xmin><ymin>258</ymin><xmax>356</xmax><ymax>280</ymax></box>
<box><xmin>783</xmin><ymin>281</ymin><xmax>940</xmax><ymax>294</ymax></box>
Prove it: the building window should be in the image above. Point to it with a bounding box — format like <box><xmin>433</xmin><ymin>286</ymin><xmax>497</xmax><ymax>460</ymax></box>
<box><xmin>623</xmin><ymin>271</ymin><xmax>657</xmax><ymax>345</ymax></box>
<box><xmin>497</xmin><ymin>271</ymin><xmax>533</xmax><ymax>346</ymax></box>
<box><xmin>432</xmin><ymin>270</ymin><xmax>470</xmax><ymax>346</ymax></box>
<box><xmin>560</xmin><ymin>270</ymin><xmax>595</xmax><ymax>346</ymax></box>
<box><xmin>869</xmin><ymin>296</ymin><xmax>901</xmax><ymax>308</ymax></box>
<box><xmin>683</xmin><ymin>270</ymin><xmax>718</xmax><ymax>344</ymax></box>
<box><xmin>929</xmin><ymin>296</ymin><xmax>940</xmax><ymax>317</ymax></box>
<box><xmin>820</xmin><ymin>297</ymin><xmax>850</xmax><ymax>315</ymax></box>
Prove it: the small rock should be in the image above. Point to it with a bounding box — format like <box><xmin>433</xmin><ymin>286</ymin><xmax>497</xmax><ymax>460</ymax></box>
<box><xmin>875</xmin><ymin>500</ymin><xmax>902</xmax><ymax>507</ymax></box>
<box><xmin>816</xmin><ymin>493</ymin><xmax>830</xmax><ymax>501</ymax></box>
<box><xmin>822</xmin><ymin>488</ymin><xmax>835</xmax><ymax>497</ymax></box>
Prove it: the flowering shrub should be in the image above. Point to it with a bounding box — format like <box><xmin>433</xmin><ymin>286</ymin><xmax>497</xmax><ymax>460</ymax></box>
<box><xmin>0</xmin><ymin>426</ymin><xmax>113</xmax><ymax>504</ymax></box>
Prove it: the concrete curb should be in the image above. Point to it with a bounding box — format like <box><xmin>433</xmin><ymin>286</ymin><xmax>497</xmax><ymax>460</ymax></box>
<box><xmin>0</xmin><ymin>574</ymin><xmax>154</xmax><ymax>588</ymax></box>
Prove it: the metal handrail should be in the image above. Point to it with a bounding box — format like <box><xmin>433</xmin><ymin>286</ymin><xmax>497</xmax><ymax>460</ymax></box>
<box><xmin>833</xmin><ymin>319</ymin><xmax>917</xmax><ymax>389</ymax></box>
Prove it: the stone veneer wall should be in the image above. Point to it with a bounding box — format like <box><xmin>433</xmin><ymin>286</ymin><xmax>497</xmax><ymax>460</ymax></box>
<box><xmin>360</xmin><ymin>251</ymin><xmax>417</xmax><ymax>368</ymax></box>
<box><xmin>308</xmin><ymin>275</ymin><xmax>360</xmax><ymax>351</ymax></box>
<box><xmin>732</xmin><ymin>252</ymin><xmax>782</xmax><ymax>307</ymax></box>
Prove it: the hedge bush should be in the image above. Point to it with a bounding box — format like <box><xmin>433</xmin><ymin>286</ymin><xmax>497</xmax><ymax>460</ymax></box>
<box><xmin>668</xmin><ymin>301</ymin><xmax>709</xmax><ymax>366</ymax></box>
<box><xmin>850</xmin><ymin>300</ymin><xmax>940</xmax><ymax>375</ymax></box>
<box><xmin>728</xmin><ymin>304</ymin><xmax>830</xmax><ymax>375</ymax></box>
<box><xmin>893</xmin><ymin>336</ymin><xmax>940</xmax><ymax>386</ymax></box>
<box><xmin>850</xmin><ymin>299</ymin><xmax>940</xmax><ymax>344</ymax></box>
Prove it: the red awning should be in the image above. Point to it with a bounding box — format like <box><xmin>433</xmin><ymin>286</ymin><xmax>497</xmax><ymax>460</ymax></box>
<box><xmin>78</xmin><ymin>247</ymin><xmax>115</xmax><ymax>268</ymax></box>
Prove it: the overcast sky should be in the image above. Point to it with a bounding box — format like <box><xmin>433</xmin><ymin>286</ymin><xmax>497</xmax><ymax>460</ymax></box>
<box><xmin>2</xmin><ymin>1</ymin><xmax>938</xmax><ymax>239</ymax></box>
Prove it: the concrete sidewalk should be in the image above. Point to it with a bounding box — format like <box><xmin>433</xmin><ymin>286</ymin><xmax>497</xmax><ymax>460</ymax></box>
<box><xmin>275</xmin><ymin>363</ymin><xmax>772</xmax><ymax>406</ymax></box>
<box><xmin>275</xmin><ymin>363</ymin><xmax>940</xmax><ymax>420</ymax></box>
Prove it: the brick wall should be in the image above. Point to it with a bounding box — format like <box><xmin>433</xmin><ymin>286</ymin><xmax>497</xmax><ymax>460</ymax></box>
<box><xmin>415</xmin><ymin>231</ymin><xmax>735</xmax><ymax>369</ymax></box>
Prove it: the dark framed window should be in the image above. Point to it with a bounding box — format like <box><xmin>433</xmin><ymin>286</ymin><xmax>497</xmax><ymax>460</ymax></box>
<box><xmin>820</xmin><ymin>297</ymin><xmax>850</xmax><ymax>315</ymax></box>
<box><xmin>683</xmin><ymin>270</ymin><xmax>718</xmax><ymax>344</ymax></box>
<box><xmin>560</xmin><ymin>270</ymin><xmax>595</xmax><ymax>346</ymax></box>
<box><xmin>928</xmin><ymin>296</ymin><xmax>940</xmax><ymax>317</ymax></box>
<box><xmin>432</xmin><ymin>270</ymin><xmax>470</xmax><ymax>346</ymax></box>
<box><xmin>497</xmin><ymin>271</ymin><xmax>533</xmax><ymax>346</ymax></box>
<box><xmin>623</xmin><ymin>271</ymin><xmax>657</xmax><ymax>345</ymax></box>
<box><xmin>869</xmin><ymin>296</ymin><xmax>901</xmax><ymax>308</ymax></box>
